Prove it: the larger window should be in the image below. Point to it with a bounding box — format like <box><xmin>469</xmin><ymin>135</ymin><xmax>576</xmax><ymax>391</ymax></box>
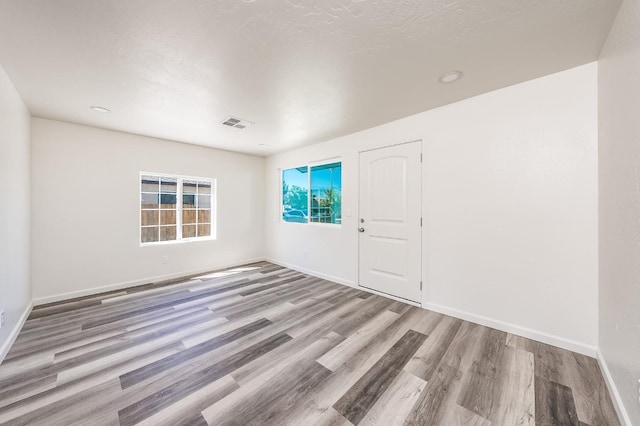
<box><xmin>140</xmin><ymin>173</ymin><xmax>215</xmax><ymax>244</ymax></box>
<box><xmin>282</xmin><ymin>161</ymin><xmax>342</xmax><ymax>225</ymax></box>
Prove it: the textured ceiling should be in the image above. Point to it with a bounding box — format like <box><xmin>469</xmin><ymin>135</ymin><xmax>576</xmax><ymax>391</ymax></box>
<box><xmin>0</xmin><ymin>0</ymin><xmax>622</xmax><ymax>155</ymax></box>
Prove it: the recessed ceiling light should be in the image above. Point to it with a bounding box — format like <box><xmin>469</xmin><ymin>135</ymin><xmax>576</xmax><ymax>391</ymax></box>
<box><xmin>259</xmin><ymin>143</ymin><xmax>268</xmax><ymax>147</ymax></box>
<box><xmin>439</xmin><ymin>71</ymin><xmax>463</xmax><ymax>84</ymax></box>
<box><xmin>90</xmin><ymin>106</ymin><xmax>111</xmax><ymax>113</ymax></box>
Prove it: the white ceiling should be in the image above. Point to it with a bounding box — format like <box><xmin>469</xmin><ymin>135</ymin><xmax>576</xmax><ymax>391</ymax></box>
<box><xmin>0</xmin><ymin>0</ymin><xmax>621</xmax><ymax>156</ymax></box>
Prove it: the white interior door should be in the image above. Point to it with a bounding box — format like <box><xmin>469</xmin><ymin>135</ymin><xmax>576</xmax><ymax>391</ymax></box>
<box><xmin>358</xmin><ymin>141</ymin><xmax>422</xmax><ymax>303</ymax></box>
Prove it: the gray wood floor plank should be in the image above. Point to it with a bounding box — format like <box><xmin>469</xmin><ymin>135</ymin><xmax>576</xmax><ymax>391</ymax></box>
<box><xmin>457</xmin><ymin>369</ymin><xmax>499</xmax><ymax>419</ymax></box>
<box><xmin>563</xmin><ymin>351</ymin><xmax>621</xmax><ymax>426</ymax></box>
<box><xmin>450</xmin><ymin>404</ymin><xmax>492</xmax><ymax>426</ymax></box>
<box><xmin>440</xmin><ymin>321</ymin><xmax>489</xmax><ymax>373</ymax></box>
<box><xmin>331</xmin><ymin>296</ymin><xmax>396</xmax><ymax>337</ymax></box>
<box><xmin>209</xmin><ymin>361</ymin><xmax>332</xmax><ymax>426</ymax></box>
<box><xmin>473</xmin><ymin>328</ymin><xmax>509</xmax><ymax>380</ymax></box>
<box><xmin>230</xmin><ymin>324</ymin><xmax>344</xmax><ymax>387</ymax></box>
<box><xmin>117</xmin><ymin>332</ymin><xmax>292</xmax><ymax>426</ymax></box>
<box><xmin>358</xmin><ymin>369</ymin><xmax>426</xmax><ymax>426</ymax></box>
<box><xmin>53</xmin><ymin>307</ymin><xmax>216</xmax><ymax>361</ymax></box>
<box><xmin>0</xmin><ymin>374</ymin><xmax>57</xmax><ymax>409</ymax></box>
<box><xmin>203</xmin><ymin>331</ymin><xmax>344</xmax><ymax>425</ymax></box>
<box><xmin>119</xmin><ymin>317</ymin><xmax>271</xmax><ymax>389</ymax></box>
<box><xmin>317</xmin><ymin>310</ymin><xmax>399</xmax><ymax>371</ymax></box>
<box><xmin>490</xmin><ymin>346</ymin><xmax>535</xmax><ymax>426</ymax></box>
<box><xmin>332</xmin><ymin>329</ymin><xmax>428</xmax><ymax>425</ymax></box>
<box><xmin>134</xmin><ymin>375</ymin><xmax>239</xmax><ymax>426</ymax></box>
<box><xmin>535</xmin><ymin>375</ymin><xmax>580</xmax><ymax>426</ymax></box>
<box><xmin>310</xmin><ymin>407</ymin><xmax>354</xmax><ymax>426</ymax></box>
<box><xmin>0</xmin><ymin>342</ymin><xmax>185</xmax><ymax>424</ymax></box>
<box><xmin>404</xmin><ymin>363</ymin><xmax>464</xmax><ymax>425</ymax></box>
<box><xmin>403</xmin><ymin>315</ymin><xmax>462</xmax><ymax>381</ymax></box>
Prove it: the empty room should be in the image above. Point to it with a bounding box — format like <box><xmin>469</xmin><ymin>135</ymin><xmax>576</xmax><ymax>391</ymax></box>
<box><xmin>0</xmin><ymin>0</ymin><xmax>638</xmax><ymax>425</ymax></box>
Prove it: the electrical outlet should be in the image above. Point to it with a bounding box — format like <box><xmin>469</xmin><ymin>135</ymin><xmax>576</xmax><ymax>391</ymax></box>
<box><xmin>0</xmin><ymin>310</ymin><xmax>4</xmax><ymax>328</ymax></box>
<box><xmin>161</xmin><ymin>255</ymin><xmax>168</xmax><ymax>264</ymax></box>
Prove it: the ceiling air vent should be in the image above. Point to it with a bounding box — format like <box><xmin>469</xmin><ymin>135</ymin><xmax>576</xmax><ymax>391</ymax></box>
<box><xmin>222</xmin><ymin>116</ymin><xmax>253</xmax><ymax>130</ymax></box>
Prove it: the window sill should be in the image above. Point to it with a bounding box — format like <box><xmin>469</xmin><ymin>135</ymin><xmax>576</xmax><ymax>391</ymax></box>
<box><xmin>140</xmin><ymin>236</ymin><xmax>217</xmax><ymax>247</ymax></box>
<box><xmin>280</xmin><ymin>221</ymin><xmax>342</xmax><ymax>228</ymax></box>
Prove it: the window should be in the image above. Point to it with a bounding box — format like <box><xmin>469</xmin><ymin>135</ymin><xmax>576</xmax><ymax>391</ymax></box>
<box><xmin>282</xmin><ymin>167</ymin><xmax>309</xmax><ymax>223</ymax></box>
<box><xmin>310</xmin><ymin>162</ymin><xmax>342</xmax><ymax>224</ymax></box>
<box><xmin>140</xmin><ymin>173</ymin><xmax>215</xmax><ymax>244</ymax></box>
<box><xmin>281</xmin><ymin>161</ymin><xmax>341</xmax><ymax>225</ymax></box>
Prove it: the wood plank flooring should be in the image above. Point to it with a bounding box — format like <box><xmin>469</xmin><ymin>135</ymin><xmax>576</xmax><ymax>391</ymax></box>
<box><xmin>0</xmin><ymin>262</ymin><xmax>620</xmax><ymax>425</ymax></box>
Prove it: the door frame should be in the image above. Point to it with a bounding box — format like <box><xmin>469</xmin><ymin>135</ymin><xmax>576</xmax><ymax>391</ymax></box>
<box><xmin>357</xmin><ymin>139</ymin><xmax>424</xmax><ymax>306</ymax></box>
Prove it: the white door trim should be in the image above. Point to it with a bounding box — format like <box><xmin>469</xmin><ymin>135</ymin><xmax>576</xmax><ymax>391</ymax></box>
<box><xmin>358</xmin><ymin>138</ymin><xmax>423</xmax><ymax>154</ymax></box>
<box><xmin>357</xmin><ymin>139</ymin><xmax>424</xmax><ymax>304</ymax></box>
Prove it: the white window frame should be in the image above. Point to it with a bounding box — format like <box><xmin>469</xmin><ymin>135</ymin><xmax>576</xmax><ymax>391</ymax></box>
<box><xmin>280</xmin><ymin>158</ymin><xmax>342</xmax><ymax>227</ymax></box>
<box><xmin>140</xmin><ymin>172</ymin><xmax>217</xmax><ymax>246</ymax></box>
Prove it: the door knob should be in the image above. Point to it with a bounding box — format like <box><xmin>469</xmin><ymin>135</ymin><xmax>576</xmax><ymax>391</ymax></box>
<box><xmin>359</xmin><ymin>227</ymin><xmax>365</xmax><ymax>233</ymax></box>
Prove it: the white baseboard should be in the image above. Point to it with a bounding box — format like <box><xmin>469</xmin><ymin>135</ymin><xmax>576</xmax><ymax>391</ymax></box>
<box><xmin>33</xmin><ymin>257</ymin><xmax>266</xmax><ymax>306</ymax></box>
<box><xmin>597</xmin><ymin>350</ymin><xmax>632</xmax><ymax>426</ymax></box>
<box><xmin>265</xmin><ymin>258</ymin><xmax>355</xmax><ymax>288</ymax></box>
<box><xmin>0</xmin><ymin>301</ymin><xmax>34</xmax><ymax>364</ymax></box>
<box><xmin>355</xmin><ymin>286</ymin><xmax>422</xmax><ymax>307</ymax></box>
<box><xmin>423</xmin><ymin>302</ymin><xmax>597</xmax><ymax>357</ymax></box>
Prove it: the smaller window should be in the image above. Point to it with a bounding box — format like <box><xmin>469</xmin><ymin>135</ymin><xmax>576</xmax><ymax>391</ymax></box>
<box><xmin>281</xmin><ymin>161</ymin><xmax>342</xmax><ymax>225</ymax></box>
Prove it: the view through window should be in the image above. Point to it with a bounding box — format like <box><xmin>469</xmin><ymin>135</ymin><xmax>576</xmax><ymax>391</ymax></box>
<box><xmin>141</xmin><ymin>174</ymin><xmax>215</xmax><ymax>244</ymax></box>
<box><xmin>281</xmin><ymin>161</ymin><xmax>342</xmax><ymax>225</ymax></box>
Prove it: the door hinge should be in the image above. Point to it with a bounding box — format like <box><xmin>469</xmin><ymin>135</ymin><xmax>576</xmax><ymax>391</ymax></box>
<box><xmin>420</xmin><ymin>281</ymin><xmax>423</xmax><ymax>290</ymax></box>
<box><xmin>420</xmin><ymin>153</ymin><xmax>423</xmax><ymax>162</ymax></box>
<box><xmin>420</xmin><ymin>217</ymin><xmax>423</xmax><ymax>227</ymax></box>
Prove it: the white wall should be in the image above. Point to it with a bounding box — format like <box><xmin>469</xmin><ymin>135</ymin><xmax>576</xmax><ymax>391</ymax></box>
<box><xmin>598</xmin><ymin>0</ymin><xmax>640</xmax><ymax>423</ymax></box>
<box><xmin>0</xmin><ymin>64</ymin><xmax>31</xmax><ymax>361</ymax></box>
<box><xmin>31</xmin><ymin>118</ymin><xmax>264</xmax><ymax>302</ymax></box>
<box><xmin>265</xmin><ymin>63</ymin><xmax>599</xmax><ymax>353</ymax></box>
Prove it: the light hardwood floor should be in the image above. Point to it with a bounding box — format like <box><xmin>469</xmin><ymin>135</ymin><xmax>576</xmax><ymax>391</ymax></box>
<box><xmin>0</xmin><ymin>262</ymin><xmax>619</xmax><ymax>425</ymax></box>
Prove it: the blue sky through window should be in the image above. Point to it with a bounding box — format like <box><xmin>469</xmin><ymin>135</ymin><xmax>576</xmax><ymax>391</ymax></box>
<box><xmin>282</xmin><ymin>167</ymin><xmax>308</xmax><ymax>188</ymax></box>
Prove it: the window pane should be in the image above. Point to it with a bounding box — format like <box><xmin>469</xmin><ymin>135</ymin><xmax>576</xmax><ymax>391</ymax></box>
<box><xmin>183</xmin><ymin>180</ymin><xmax>197</xmax><ymax>194</ymax></box>
<box><xmin>183</xmin><ymin>194</ymin><xmax>196</xmax><ymax>208</ymax></box>
<box><xmin>282</xmin><ymin>166</ymin><xmax>308</xmax><ymax>223</ymax></box>
<box><xmin>310</xmin><ymin>162</ymin><xmax>341</xmax><ymax>224</ymax></box>
<box><xmin>141</xmin><ymin>193</ymin><xmax>159</xmax><ymax>209</ymax></box>
<box><xmin>160</xmin><ymin>193</ymin><xmax>177</xmax><ymax>207</ymax></box>
<box><xmin>141</xmin><ymin>176</ymin><xmax>160</xmax><ymax>192</ymax></box>
<box><xmin>161</xmin><ymin>178</ymin><xmax>178</xmax><ymax>193</ymax></box>
<box><xmin>160</xmin><ymin>210</ymin><xmax>176</xmax><ymax>225</ymax></box>
<box><xmin>183</xmin><ymin>209</ymin><xmax>197</xmax><ymax>224</ymax></box>
<box><xmin>197</xmin><ymin>195</ymin><xmax>211</xmax><ymax>209</ymax></box>
<box><xmin>160</xmin><ymin>225</ymin><xmax>177</xmax><ymax>241</ymax></box>
<box><xmin>182</xmin><ymin>224</ymin><xmax>196</xmax><ymax>238</ymax></box>
<box><xmin>141</xmin><ymin>226</ymin><xmax>158</xmax><ymax>243</ymax></box>
<box><xmin>198</xmin><ymin>181</ymin><xmax>212</xmax><ymax>194</ymax></box>
<box><xmin>141</xmin><ymin>210</ymin><xmax>158</xmax><ymax>226</ymax></box>
<box><xmin>198</xmin><ymin>209</ymin><xmax>211</xmax><ymax>223</ymax></box>
<box><xmin>198</xmin><ymin>224</ymin><xmax>211</xmax><ymax>237</ymax></box>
